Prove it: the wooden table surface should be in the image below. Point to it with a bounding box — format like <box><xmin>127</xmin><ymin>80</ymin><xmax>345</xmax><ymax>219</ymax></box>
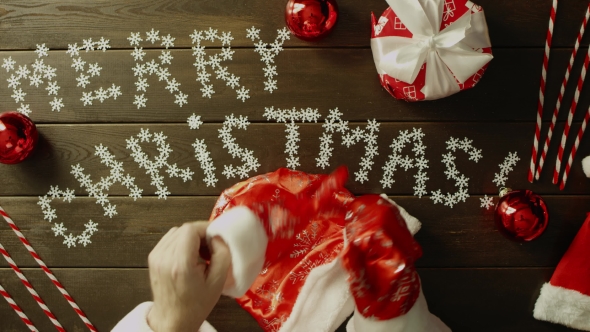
<box><xmin>1</xmin><ymin>0</ymin><xmax>589</xmax><ymax>331</ymax></box>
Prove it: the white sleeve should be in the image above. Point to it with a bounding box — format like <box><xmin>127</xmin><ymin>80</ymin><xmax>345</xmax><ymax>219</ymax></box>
<box><xmin>111</xmin><ymin>302</ymin><xmax>218</xmax><ymax>332</ymax></box>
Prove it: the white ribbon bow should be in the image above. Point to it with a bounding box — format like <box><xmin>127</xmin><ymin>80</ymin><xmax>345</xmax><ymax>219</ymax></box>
<box><xmin>371</xmin><ymin>0</ymin><xmax>493</xmax><ymax>100</ymax></box>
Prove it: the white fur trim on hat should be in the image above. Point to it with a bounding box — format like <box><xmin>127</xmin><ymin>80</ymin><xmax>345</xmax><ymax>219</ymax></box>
<box><xmin>533</xmin><ymin>282</ymin><xmax>590</xmax><ymax>331</ymax></box>
<box><xmin>111</xmin><ymin>302</ymin><xmax>218</xmax><ymax>332</ymax></box>
<box><xmin>582</xmin><ymin>155</ymin><xmax>590</xmax><ymax>178</ymax></box>
<box><xmin>279</xmin><ymin>257</ymin><xmax>355</xmax><ymax>332</ymax></box>
<box><xmin>207</xmin><ymin>206</ymin><xmax>268</xmax><ymax>298</ymax></box>
<box><xmin>346</xmin><ymin>288</ymin><xmax>450</xmax><ymax>332</ymax></box>
<box><xmin>380</xmin><ymin>194</ymin><xmax>422</xmax><ymax>235</ymax></box>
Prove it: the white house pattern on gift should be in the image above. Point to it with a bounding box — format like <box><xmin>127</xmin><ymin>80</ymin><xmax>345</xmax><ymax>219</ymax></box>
<box><xmin>403</xmin><ymin>86</ymin><xmax>417</xmax><ymax>100</ymax></box>
<box><xmin>394</xmin><ymin>16</ymin><xmax>407</xmax><ymax>30</ymax></box>
<box><xmin>316</xmin><ymin>108</ymin><xmax>380</xmax><ymax>184</ymax></box>
<box><xmin>263</xmin><ymin>106</ymin><xmax>322</xmax><ymax>169</ymax></box>
<box><xmin>374</xmin><ymin>16</ymin><xmax>389</xmax><ymax>36</ymax></box>
<box><xmin>3</xmin><ymin>44</ymin><xmax>64</xmax><ymax>115</ymax></box>
<box><xmin>127</xmin><ymin>30</ymin><xmax>188</xmax><ymax>109</ymax></box>
<box><xmin>443</xmin><ymin>0</ymin><xmax>456</xmax><ymax>21</ymax></box>
<box><xmin>430</xmin><ymin>137</ymin><xmax>482</xmax><ymax>208</ymax></box>
<box><xmin>381</xmin><ymin>128</ymin><xmax>430</xmax><ymax>198</ymax></box>
<box><xmin>66</xmin><ymin>37</ymin><xmax>122</xmax><ymax>106</ymax></box>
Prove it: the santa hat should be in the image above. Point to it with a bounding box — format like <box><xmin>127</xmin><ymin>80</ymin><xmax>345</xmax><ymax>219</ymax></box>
<box><xmin>533</xmin><ymin>213</ymin><xmax>590</xmax><ymax>331</ymax></box>
<box><xmin>206</xmin><ymin>167</ymin><xmax>449</xmax><ymax>332</ymax></box>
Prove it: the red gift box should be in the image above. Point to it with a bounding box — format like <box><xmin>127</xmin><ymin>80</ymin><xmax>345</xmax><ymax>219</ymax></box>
<box><xmin>371</xmin><ymin>0</ymin><xmax>493</xmax><ymax>101</ymax></box>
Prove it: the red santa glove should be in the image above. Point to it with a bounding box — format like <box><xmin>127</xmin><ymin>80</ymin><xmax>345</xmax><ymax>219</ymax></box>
<box><xmin>342</xmin><ymin>194</ymin><xmax>450</xmax><ymax>332</ymax></box>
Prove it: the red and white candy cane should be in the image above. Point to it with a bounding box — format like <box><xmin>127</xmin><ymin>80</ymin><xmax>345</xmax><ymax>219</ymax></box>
<box><xmin>0</xmin><ymin>206</ymin><xmax>97</xmax><ymax>332</ymax></box>
<box><xmin>0</xmin><ymin>283</ymin><xmax>38</xmax><ymax>331</ymax></box>
<box><xmin>0</xmin><ymin>243</ymin><xmax>64</xmax><ymax>332</ymax></box>
<box><xmin>553</xmin><ymin>34</ymin><xmax>590</xmax><ymax>186</ymax></box>
<box><xmin>560</xmin><ymin>105</ymin><xmax>590</xmax><ymax>189</ymax></box>
<box><xmin>536</xmin><ymin>4</ymin><xmax>590</xmax><ymax>180</ymax></box>
<box><xmin>528</xmin><ymin>0</ymin><xmax>559</xmax><ymax>183</ymax></box>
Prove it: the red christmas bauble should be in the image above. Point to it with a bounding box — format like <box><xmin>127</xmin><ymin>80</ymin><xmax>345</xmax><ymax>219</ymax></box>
<box><xmin>494</xmin><ymin>189</ymin><xmax>549</xmax><ymax>241</ymax></box>
<box><xmin>285</xmin><ymin>0</ymin><xmax>338</xmax><ymax>41</ymax></box>
<box><xmin>0</xmin><ymin>112</ymin><xmax>38</xmax><ymax>164</ymax></box>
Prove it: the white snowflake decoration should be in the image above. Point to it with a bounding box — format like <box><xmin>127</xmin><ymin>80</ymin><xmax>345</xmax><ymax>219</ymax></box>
<box><xmin>37</xmin><ymin>186</ymin><xmax>99</xmax><ymax>248</ymax></box>
<box><xmin>5</xmin><ymin>54</ymin><xmax>63</xmax><ymax>115</ymax></box>
<box><xmin>190</xmin><ymin>28</ymin><xmax>249</xmax><ymax>101</ymax></box>
<box><xmin>67</xmin><ymin>38</ymin><xmax>120</xmax><ymax>106</ymax></box>
<box><xmin>187</xmin><ymin>114</ymin><xmax>218</xmax><ymax>187</ymax></box>
<box><xmin>218</xmin><ymin>114</ymin><xmax>260</xmax><ymax>179</ymax></box>
<box><xmin>250</xmin><ymin>27</ymin><xmax>290</xmax><ymax>94</ymax></box>
<box><xmin>430</xmin><ymin>137</ymin><xmax>481</xmax><ymax>208</ymax></box>
<box><xmin>380</xmin><ymin>128</ymin><xmax>429</xmax><ymax>197</ymax></box>
<box><xmin>314</xmin><ymin>108</ymin><xmax>380</xmax><ymax>184</ymax></box>
<box><xmin>480</xmin><ymin>195</ymin><xmax>494</xmax><ymax>210</ymax></box>
<box><xmin>128</xmin><ymin>30</ymin><xmax>187</xmax><ymax>109</ymax></box>
<box><xmin>126</xmin><ymin>128</ymin><xmax>194</xmax><ymax>199</ymax></box>
<box><xmin>493</xmin><ymin>151</ymin><xmax>520</xmax><ymax>187</ymax></box>
<box><xmin>263</xmin><ymin>106</ymin><xmax>321</xmax><ymax>169</ymax></box>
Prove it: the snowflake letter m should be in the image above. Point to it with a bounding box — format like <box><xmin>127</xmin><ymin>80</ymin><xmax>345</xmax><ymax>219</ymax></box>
<box><xmin>315</xmin><ymin>108</ymin><xmax>380</xmax><ymax>184</ymax></box>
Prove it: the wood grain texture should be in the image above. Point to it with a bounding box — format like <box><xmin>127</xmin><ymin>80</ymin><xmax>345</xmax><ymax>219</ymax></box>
<box><xmin>0</xmin><ymin>268</ymin><xmax>574</xmax><ymax>331</ymax></box>
<box><xmin>0</xmin><ymin>195</ymin><xmax>585</xmax><ymax>269</ymax></box>
<box><xmin>0</xmin><ymin>122</ymin><xmax>589</xmax><ymax>196</ymax></box>
<box><xmin>1</xmin><ymin>48</ymin><xmax>589</xmax><ymax>123</ymax></box>
<box><xmin>0</xmin><ymin>0</ymin><xmax>588</xmax><ymax>49</ymax></box>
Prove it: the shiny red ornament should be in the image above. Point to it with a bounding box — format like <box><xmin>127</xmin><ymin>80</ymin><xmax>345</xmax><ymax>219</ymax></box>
<box><xmin>494</xmin><ymin>189</ymin><xmax>549</xmax><ymax>241</ymax></box>
<box><xmin>285</xmin><ymin>0</ymin><xmax>338</xmax><ymax>41</ymax></box>
<box><xmin>0</xmin><ymin>112</ymin><xmax>38</xmax><ymax>164</ymax></box>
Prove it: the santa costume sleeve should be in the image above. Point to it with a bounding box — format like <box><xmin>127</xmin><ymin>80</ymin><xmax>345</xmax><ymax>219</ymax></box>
<box><xmin>533</xmin><ymin>213</ymin><xmax>590</xmax><ymax>331</ymax></box>
<box><xmin>342</xmin><ymin>194</ymin><xmax>450</xmax><ymax>332</ymax></box>
<box><xmin>111</xmin><ymin>302</ymin><xmax>217</xmax><ymax>332</ymax></box>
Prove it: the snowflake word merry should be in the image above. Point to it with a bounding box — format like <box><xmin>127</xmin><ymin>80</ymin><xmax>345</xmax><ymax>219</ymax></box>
<box><xmin>248</xmin><ymin>26</ymin><xmax>291</xmax><ymax>94</ymax></box>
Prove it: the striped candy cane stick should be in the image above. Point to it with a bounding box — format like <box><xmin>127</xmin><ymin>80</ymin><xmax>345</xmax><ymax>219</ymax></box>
<box><xmin>0</xmin><ymin>283</ymin><xmax>39</xmax><ymax>331</ymax></box>
<box><xmin>528</xmin><ymin>0</ymin><xmax>559</xmax><ymax>183</ymax></box>
<box><xmin>553</xmin><ymin>38</ymin><xmax>590</xmax><ymax>185</ymax></box>
<box><xmin>560</xmin><ymin>105</ymin><xmax>590</xmax><ymax>189</ymax></box>
<box><xmin>536</xmin><ymin>4</ymin><xmax>590</xmax><ymax>180</ymax></box>
<box><xmin>0</xmin><ymin>206</ymin><xmax>98</xmax><ymax>332</ymax></box>
<box><xmin>0</xmin><ymin>243</ymin><xmax>65</xmax><ymax>332</ymax></box>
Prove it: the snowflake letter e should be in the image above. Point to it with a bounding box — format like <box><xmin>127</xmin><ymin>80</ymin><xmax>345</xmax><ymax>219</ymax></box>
<box><xmin>380</xmin><ymin>128</ymin><xmax>429</xmax><ymax>197</ymax></box>
<box><xmin>263</xmin><ymin>106</ymin><xmax>321</xmax><ymax>169</ymax></box>
<box><xmin>219</xmin><ymin>114</ymin><xmax>260</xmax><ymax>179</ymax></box>
<box><xmin>430</xmin><ymin>137</ymin><xmax>482</xmax><ymax>208</ymax></box>
<box><xmin>38</xmin><ymin>186</ymin><xmax>98</xmax><ymax>248</ymax></box>
<box><xmin>315</xmin><ymin>108</ymin><xmax>380</xmax><ymax>184</ymax></box>
<box><xmin>67</xmin><ymin>37</ymin><xmax>122</xmax><ymax>106</ymax></box>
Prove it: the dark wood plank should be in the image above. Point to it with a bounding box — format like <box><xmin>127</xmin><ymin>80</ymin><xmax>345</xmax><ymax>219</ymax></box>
<box><xmin>1</xmin><ymin>48</ymin><xmax>589</xmax><ymax>123</ymax></box>
<box><xmin>0</xmin><ymin>195</ymin><xmax>585</xmax><ymax>268</ymax></box>
<box><xmin>1</xmin><ymin>122</ymin><xmax>589</xmax><ymax>196</ymax></box>
<box><xmin>0</xmin><ymin>268</ymin><xmax>577</xmax><ymax>331</ymax></box>
<box><xmin>0</xmin><ymin>0</ymin><xmax>588</xmax><ymax>49</ymax></box>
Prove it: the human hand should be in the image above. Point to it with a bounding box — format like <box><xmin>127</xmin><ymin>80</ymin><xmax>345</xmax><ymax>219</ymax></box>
<box><xmin>147</xmin><ymin>222</ymin><xmax>231</xmax><ymax>332</ymax></box>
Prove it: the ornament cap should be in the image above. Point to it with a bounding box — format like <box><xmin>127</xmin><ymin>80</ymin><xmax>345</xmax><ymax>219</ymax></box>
<box><xmin>499</xmin><ymin>187</ymin><xmax>512</xmax><ymax>198</ymax></box>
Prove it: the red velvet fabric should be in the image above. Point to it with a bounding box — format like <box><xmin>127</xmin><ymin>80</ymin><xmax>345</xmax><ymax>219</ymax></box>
<box><xmin>551</xmin><ymin>213</ymin><xmax>590</xmax><ymax>296</ymax></box>
<box><xmin>209</xmin><ymin>167</ymin><xmax>422</xmax><ymax>331</ymax></box>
